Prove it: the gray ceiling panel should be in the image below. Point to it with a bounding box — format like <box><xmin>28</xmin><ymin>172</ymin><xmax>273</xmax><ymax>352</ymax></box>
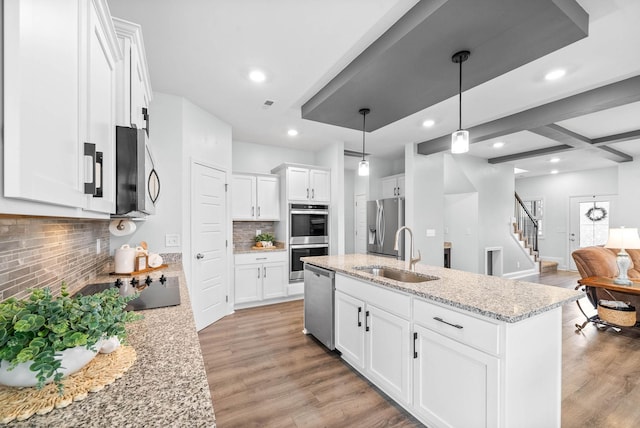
<box><xmin>301</xmin><ymin>0</ymin><xmax>588</xmax><ymax>132</ymax></box>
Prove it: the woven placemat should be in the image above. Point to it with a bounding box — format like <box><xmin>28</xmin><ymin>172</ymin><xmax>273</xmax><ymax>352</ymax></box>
<box><xmin>0</xmin><ymin>345</ymin><xmax>136</xmax><ymax>423</ymax></box>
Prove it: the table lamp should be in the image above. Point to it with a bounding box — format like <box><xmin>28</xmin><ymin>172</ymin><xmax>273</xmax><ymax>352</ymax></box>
<box><xmin>604</xmin><ymin>227</ymin><xmax>640</xmax><ymax>285</ymax></box>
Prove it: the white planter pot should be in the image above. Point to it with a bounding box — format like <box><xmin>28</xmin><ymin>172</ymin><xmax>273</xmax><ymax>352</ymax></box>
<box><xmin>0</xmin><ymin>337</ymin><xmax>120</xmax><ymax>387</ymax></box>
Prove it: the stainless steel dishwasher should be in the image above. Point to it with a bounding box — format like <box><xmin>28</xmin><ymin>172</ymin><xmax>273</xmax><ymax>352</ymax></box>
<box><xmin>303</xmin><ymin>263</ymin><xmax>335</xmax><ymax>350</ymax></box>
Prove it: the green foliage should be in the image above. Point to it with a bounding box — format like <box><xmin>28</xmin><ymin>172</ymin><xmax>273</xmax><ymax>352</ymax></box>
<box><xmin>254</xmin><ymin>232</ymin><xmax>275</xmax><ymax>243</ymax></box>
<box><xmin>0</xmin><ymin>283</ymin><xmax>142</xmax><ymax>391</ymax></box>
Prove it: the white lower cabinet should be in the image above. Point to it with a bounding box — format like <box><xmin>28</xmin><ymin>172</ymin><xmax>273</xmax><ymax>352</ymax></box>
<box><xmin>234</xmin><ymin>252</ymin><xmax>287</xmax><ymax>306</ymax></box>
<box><xmin>335</xmin><ymin>274</ymin><xmax>412</xmax><ymax>406</ymax></box>
<box><xmin>333</xmin><ymin>272</ymin><xmax>563</xmax><ymax>428</ymax></box>
<box><xmin>413</xmin><ymin>324</ymin><xmax>499</xmax><ymax>428</ymax></box>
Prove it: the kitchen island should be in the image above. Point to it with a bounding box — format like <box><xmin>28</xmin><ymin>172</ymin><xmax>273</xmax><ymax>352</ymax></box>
<box><xmin>7</xmin><ymin>263</ymin><xmax>216</xmax><ymax>428</ymax></box>
<box><xmin>303</xmin><ymin>254</ymin><xmax>583</xmax><ymax>428</ymax></box>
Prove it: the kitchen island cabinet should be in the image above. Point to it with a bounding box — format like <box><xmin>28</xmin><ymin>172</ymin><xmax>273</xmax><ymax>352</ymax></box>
<box><xmin>8</xmin><ymin>263</ymin><xmax>216</xmax><ymax>427</ymax></box>
<box><xmin>303</xmin><ymin>254</ymin><xmax>583</xmax><ymax>428</ymax></box>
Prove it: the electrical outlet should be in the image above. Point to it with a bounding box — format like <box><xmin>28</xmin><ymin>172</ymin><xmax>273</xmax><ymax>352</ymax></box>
<box><xmin>96</xmin><ymin>239</ymin><xmax>101</xmax><ymax>254</ymax></box>
<box><xmin>166</xmin><ymin>234</ymin><xmax>180</xmax><ymax>247</ymax></box>
<box><xmin>256</xmin><ymin>229</ymin><xmax>261</xmax><ymax>236</ymax></box>
<box><xmin>426</xmin><ymin>229</ymin><xmax>436</xmax><ymax>237</ymax></box>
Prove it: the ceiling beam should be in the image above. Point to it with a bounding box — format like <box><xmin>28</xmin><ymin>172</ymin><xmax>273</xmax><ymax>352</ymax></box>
<box><xmin>592</xmin><ymin>129</ymin><xmax>640</xmax><ymax>145</ymax></box>
<box><xmin>488</xmin><ymin>145</ymin><xmax>573</xmax><ymax>164</ymax></box>
<box><xmin>417</xmin><ymin>75</ymin><xmax>640</xmax><ymax>155</ymax></box>
<box><xmin>529</xmin><ymin>124</ymin><xmax>632</xmax><ymax>162</ymax></box>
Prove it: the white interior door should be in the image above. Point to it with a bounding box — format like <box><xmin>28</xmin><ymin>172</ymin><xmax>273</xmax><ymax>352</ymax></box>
<box><xmin>568</xmin><ymin>195</ymin><xmax>616</xmax><ymax>271</ymax></box>
<box><xmin>355</xmin><ymin>194</ymin><xmax>367</xmax><ymax>254</ymax></box>
<box><xmin>192</xmin><ymin>162</ymin><xmax>228</xmax><ymax>330</ymax></box>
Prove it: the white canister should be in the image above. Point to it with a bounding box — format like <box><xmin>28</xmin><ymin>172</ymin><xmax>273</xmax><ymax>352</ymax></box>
<box><xmin>114</xmin><ymin>244</ymin><xmax>136</xmax><ymax>273</ymax></box>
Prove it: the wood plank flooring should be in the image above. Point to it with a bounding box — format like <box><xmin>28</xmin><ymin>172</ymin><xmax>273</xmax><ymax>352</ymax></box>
<box><xmin>198</xmin><ymin>271</ymin><xmax>640</xmax><ymax>427</ymax></box>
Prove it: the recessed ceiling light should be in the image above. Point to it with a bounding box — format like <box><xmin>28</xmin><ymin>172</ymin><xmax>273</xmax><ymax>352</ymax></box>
<box><xmin>249</xmin><ymin>69</ymin><xmax>266</xmax><ymax>83</ymax></box>
<box><xmin>422</xmin><ymin>119</ymin><xmax>435</xmax><ymax>128</ymax></box>
<box><xmin>514</xmin><ymin>167</ymin><xmax>528</xmax><ymax>174</ymax></box>
<box><xmin>550</xmin><ymin>169</ymin><xmax>559</xmax><ymax>174</ymax></box>
<box><xmin>544</xmin><ymin>69</ymin><xmax>566</xmax><ymax>81</ymax></box>
<box><xmin>550</xmin><ymin>157</ymin><xmax>560</xmax><ymax>163</ymax></box>
<box><xmin>493</xmin><ymin>141</ymin><xmax>505</xmax><ymax>148</ymax></box>
<box><xmin>287</xmin><ymin>129</ymin><xmax>298</xmax><ymax>137</ymax></box>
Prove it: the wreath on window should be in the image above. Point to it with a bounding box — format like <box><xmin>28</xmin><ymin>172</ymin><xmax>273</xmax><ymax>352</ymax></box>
<box><xmin>586</xmin><ymin>206</ymin><xmax>607</xmax><ymax>222</ymax></box>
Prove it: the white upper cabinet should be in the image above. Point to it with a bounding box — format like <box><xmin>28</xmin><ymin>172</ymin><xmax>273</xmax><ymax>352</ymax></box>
<box><xmin>3</xmin><ymin>0</ymin><xmax>121</xmax><ymax>217</ymax></box>
<box><xmin>113</xmin><ymin>18</ymin><xmax>152</xmax><ymax>130</ymax></box>
<box><xmin>285</xmin><ymin>166</ymin><xmax>331</xmax><ymax>203</ymax></box>
<box><xmin>381</xmin><ymin>174</ymin><xmax>405</xmax><ymax>198</ymax></box>
<box><xmin>231</xmin><ymin>174</ymin><xmax>280</xmax><ymax>221</ymax></box>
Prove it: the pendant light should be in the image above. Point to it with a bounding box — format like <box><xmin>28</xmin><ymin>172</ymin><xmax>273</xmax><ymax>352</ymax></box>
<box><xmin>358</xmin><ymin>108</ymin><xmax>370</xmax><ymax>176</ymax></box>
<box><xmin>451</xmin><ymin>50</ymin><xmax>470</xmax><ymax>154</ymax></box>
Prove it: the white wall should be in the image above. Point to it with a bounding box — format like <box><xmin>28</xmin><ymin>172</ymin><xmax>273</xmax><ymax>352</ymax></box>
<box><xmin>232</xmin><ymin>140</ymin><xmax>315</xmax><ymax>174</ymax></box>
<box><xmin>405</xmin><ymin>145</ymin><xmax>444</xmax><ymax>266</ymax></box>
<box><xmin>444</xmin><ymin>193</ymin><xmax>478</xmax><ymax>272</ymax></box>
<box><xmin>344</xmin><ymin>171</ymin><xmax>355</xmax><ymax>254</ymax></box>
<box><xmin>516</xmin><ymin>166</ymin><xmax>619</xmax><ymax>269</ymax></box>
<box><xmin>617</xmin><ymin>159</ymin><xmax>640</xmax><ymax>229</ymax></box>
<box><xmin>317</xmin><ymin>142</ymin><xmax>345</xmax><ymax>254</ymax></box>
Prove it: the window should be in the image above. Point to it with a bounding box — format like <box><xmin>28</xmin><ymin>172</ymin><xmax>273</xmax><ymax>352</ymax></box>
<box><xmin>579</xmin><ymin>201</ymin><xmax>610</xmax><ymax>247</ymax></box>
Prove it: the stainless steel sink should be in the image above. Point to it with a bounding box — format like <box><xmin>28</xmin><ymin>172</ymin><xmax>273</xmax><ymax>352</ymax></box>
<box><xmin>353</xmin><ymin>265</ymin><xmax>439</xmax><ymax>283</ymax></box>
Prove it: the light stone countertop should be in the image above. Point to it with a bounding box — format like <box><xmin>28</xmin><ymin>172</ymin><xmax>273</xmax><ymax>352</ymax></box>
<box><xmin>8</xmin><ymin>263</ymin><xmax>216</xmax><ymax>427</ymax></box>
<box><xmin>233</xmin><ymin>241</ymin><xmax>287</xmax><ymax>254</ymax></box>
<box><xmin>302</xmin><ymin>254</ymin><xmax>584</xmax><ymax>323</ymax></box>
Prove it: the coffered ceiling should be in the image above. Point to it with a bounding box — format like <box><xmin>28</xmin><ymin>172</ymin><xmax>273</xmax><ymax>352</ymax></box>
<box><xmin>107</xmin><ymin>0</ymin><xmax>640</xmax><ymax>178</ymax></box>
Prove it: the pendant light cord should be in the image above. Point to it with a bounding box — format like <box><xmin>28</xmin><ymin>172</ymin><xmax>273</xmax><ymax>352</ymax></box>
<box><xmin>359</xmin><ymin>108</ymin><xmax>370</xmax><ymax>161</ymax></box>
<box><xmin>458</xmin><ymin>59</ymin><xmax>462</xmax><ymax>131</ymax></box>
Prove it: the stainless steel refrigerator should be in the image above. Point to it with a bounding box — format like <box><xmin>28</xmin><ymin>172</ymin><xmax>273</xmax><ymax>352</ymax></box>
<box><xmin>367</xmin><ymin>198</ymin><xmax>405</xmax><ymax>259</ymax></box>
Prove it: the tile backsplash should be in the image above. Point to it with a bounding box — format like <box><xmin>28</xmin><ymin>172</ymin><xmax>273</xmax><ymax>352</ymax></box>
<box><xmin>0</xmin><ymin>217</ymin><xmax>110</xmax><ymax>301</ymax></box>
<box><xmin>233</xmin><ymin>221</ymin><xmax>276</xmax><ymax>248</ymax></box>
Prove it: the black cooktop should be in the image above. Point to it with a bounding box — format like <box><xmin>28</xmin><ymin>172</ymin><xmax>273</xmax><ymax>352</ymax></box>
<box><xmin>76</xmin><ymin>275</ymin><xmax>181</xmax><ymax>311</ymax></box>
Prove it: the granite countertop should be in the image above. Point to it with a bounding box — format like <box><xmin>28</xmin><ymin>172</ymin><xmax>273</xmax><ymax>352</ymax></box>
<box><xmin>9</xmin><ymin>263</ymin><xmax>216</xmax><ymax>427</ymax></box>
<box><xmin>302</xmin><ymin>254</ymin><xmax>583</xmax><ymax>323</ymax></box>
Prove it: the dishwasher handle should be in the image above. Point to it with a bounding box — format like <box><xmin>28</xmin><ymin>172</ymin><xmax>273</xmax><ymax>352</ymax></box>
<box><xmin>304</xmin><ymin>264</ymin><xmax>335</xmax><ymax>279</ymax></box>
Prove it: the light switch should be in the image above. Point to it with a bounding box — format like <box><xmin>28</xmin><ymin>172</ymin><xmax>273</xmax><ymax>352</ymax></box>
<box><xmin>426</xmin><ymin>229</ymin><xmax>436</xmax><ymax>237</ymax></box>
<box><xmin>166</xmin><ymin>234</ymin><xmax>180</xmax><ymax>247</ymax></box>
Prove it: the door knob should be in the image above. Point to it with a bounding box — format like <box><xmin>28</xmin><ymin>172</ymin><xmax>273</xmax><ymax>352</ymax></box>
<box><xmin>196</xmin><ymin>253</ymin><xmax>204</xmax><ymax>259</ymax></box>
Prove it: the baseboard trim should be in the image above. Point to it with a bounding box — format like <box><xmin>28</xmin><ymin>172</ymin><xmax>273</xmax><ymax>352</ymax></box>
<box><xmin>503</xmin><ymin>268</ymin><xmax>539</xmax><ymax>279</ymax></box>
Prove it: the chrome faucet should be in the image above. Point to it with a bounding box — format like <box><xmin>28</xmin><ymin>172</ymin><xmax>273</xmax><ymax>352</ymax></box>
<box><xmin>394</xmin><ymin>226</ymin><xmax>421</xmax><ymax>271</ymax></box>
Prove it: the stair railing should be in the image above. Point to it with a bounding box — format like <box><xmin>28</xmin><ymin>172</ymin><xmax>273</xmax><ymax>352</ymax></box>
<box><xmin>514</xmin><ymin>192</ymin><xmax>539</xmax><ymax>256</ymax></box>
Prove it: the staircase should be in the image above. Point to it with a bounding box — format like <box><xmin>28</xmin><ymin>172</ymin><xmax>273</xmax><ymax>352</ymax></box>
<box><xmin>540</xmin><ymin>260</ymin><xmax>559</xmax><ymax>274</ymax></box>
<box><xmin>513</xmin><ymin>193</ymin><xmax>541</xmax><ymax>272</ymax></box>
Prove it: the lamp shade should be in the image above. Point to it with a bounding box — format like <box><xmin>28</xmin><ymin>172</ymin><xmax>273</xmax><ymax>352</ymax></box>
<box><xmin>358</xmin><ymin>160</ymin><xmax>370</xmax><ymax>176</ymax></box>
<box><xmin>604</xmin><ymin>228</ymin><xmax>640</xmax><ymax>250</ymax></box>
<box><xmin>451</xmin><ymin>129</ymin><xmax>469</xmax><ymax>154</ymax></box>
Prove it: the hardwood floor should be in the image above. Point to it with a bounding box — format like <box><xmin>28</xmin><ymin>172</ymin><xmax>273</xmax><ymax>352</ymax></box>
<box><xmin>199</xmin><ymin>271</ymin><xmax>640</xmax><ymax>427</ymax></box>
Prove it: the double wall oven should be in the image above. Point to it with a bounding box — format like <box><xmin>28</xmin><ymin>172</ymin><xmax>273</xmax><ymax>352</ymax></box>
<box><xmin>289</xmin><ymin>204</ymin><xmax>329</xmax><ymax>280</ymax></box>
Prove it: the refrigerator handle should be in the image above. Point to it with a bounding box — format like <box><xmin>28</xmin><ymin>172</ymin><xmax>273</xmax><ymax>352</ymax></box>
<box><xmin>379</xmin><ymin>204</ymin><xmax>385</xmax><ymax>246</ymax></box>
<box><xmin>376</xmin><ymin>203</ymin><xmax>382</xmax><ymax>246</ymax></box>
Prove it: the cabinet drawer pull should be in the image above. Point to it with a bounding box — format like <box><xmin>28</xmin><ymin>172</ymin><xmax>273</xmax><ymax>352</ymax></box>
<box><xmin>251</xmin><ymin>206</ymin><xmax>255</xmax><ymax>217</ymax></box>
<box><xmin>312</xmin><ymin>188</ymin><xmax>315</xmax><ymax>199</ymax></box>
<box><xmin>306</xmin><ymin>188</ymin><xmax>309</xmax><ymax>198</ymax></box>
<box><xmin>257</xmin><ymin>206</ymin><xmax>261</xmax><ymax>217</ymax></box>
<box><xmin>256</xmin><ymin>257</ymin><xmax>267</xmax><ymax>260</ymax></box>
<box><xmin>257</xmin><ymin>267</ymin><xmax>261</xmax><ymax>278</ymax></box>
<box><xmin>433</xmin><ymin>316</ymin><xmax>464</xmax><ymax>329</ymax></box>
<box><xmin>413</xmin><ymin>332</ymin><xmax>418</xmax><ymax>359</ymax></box>
<box><xmin>357</xmin><ymin>307</ymin><xmax>362</xmax><ymax>327</ymax></box>
<box><xmin>263</xmin><ymin>266</ymin><xmax>266</xmax><ymax>278</ymax></box>
<box><xmin>365</xmin><ymin>310</ymin><xmax>370</xmax><ymax>332</ymax></box>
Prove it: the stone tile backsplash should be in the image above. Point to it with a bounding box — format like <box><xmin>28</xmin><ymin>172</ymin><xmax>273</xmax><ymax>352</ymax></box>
<box><xmin>0</xmin><ymin>217</ymin><xmax>110</xmax><ymax>301</ymax></box>
<box><xmin>233</xmin><ymin>221</ymin><xmax>276</xmax><ymax>249</ymax></box>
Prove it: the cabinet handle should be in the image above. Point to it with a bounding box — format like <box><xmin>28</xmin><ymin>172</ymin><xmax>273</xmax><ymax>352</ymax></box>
<box><xmin>433</xmin><ymin>316</ymin><xmax>464</xmax><ymax>329</ymax></box>
<box><xmin>306</xmin><ymin>188</ymin><xmax>309</xmax><ymax>198</ymax></box>
<box><xmin>394</xmin><ymin>187</ymin><xmax>397</xmax><ymax>196</ymax></box>
<box><xmin>256</xmin><ymin>257</ymin><xmax>267</xmax><ymax>260</ymax></box>
<box><xmin>413</xmin><ymin>332</ymin><xmax>418</xmax><ymax>359</ymax></box>
<box><xmin>257</xmin><ymin>267</ymin><xmax>261</xmax><ymax>278</ymax></box>
<box><xmin>263</xmin><ymin>266</ymin><xmax>266</xmax><ymax>278</ymax></box>
<box><xmin>312</xmin><ymin>188</ymin><xmax>315</xmax><ymax>199</ymax></box>
<box><xmin>83</xmin><ymin>143</ymin><xmax>96</xmax><ymax>196</ymax></box>
<box><xmin>251</xmin><ymin>206</ymin><xmax>255</xmax><ymax>217</ymax></box>
<box><xmin>257</xmin><ymin>206</ymin><xmax>261</xmax><ymax>217</ymax></box>
<box><xmin>357</xmin><ymin>307</ymin><xmax>362</xmax><ymax>327</ymax></box>
<box><xmin>365</xmin><ymin>310</ymin><xmax>370</xmax><ymax>332</ymax></box>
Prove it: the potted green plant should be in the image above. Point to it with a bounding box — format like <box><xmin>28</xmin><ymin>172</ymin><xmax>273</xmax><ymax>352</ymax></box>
<box><xmin>254</xmin><ymin>232</ymin><xmax>275</xmax><ymax>248</ymax></box>
<box><xmin>0</xmin><ymin>284</ymin><xmax>141</xmax><ymax>392</ymax></box>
